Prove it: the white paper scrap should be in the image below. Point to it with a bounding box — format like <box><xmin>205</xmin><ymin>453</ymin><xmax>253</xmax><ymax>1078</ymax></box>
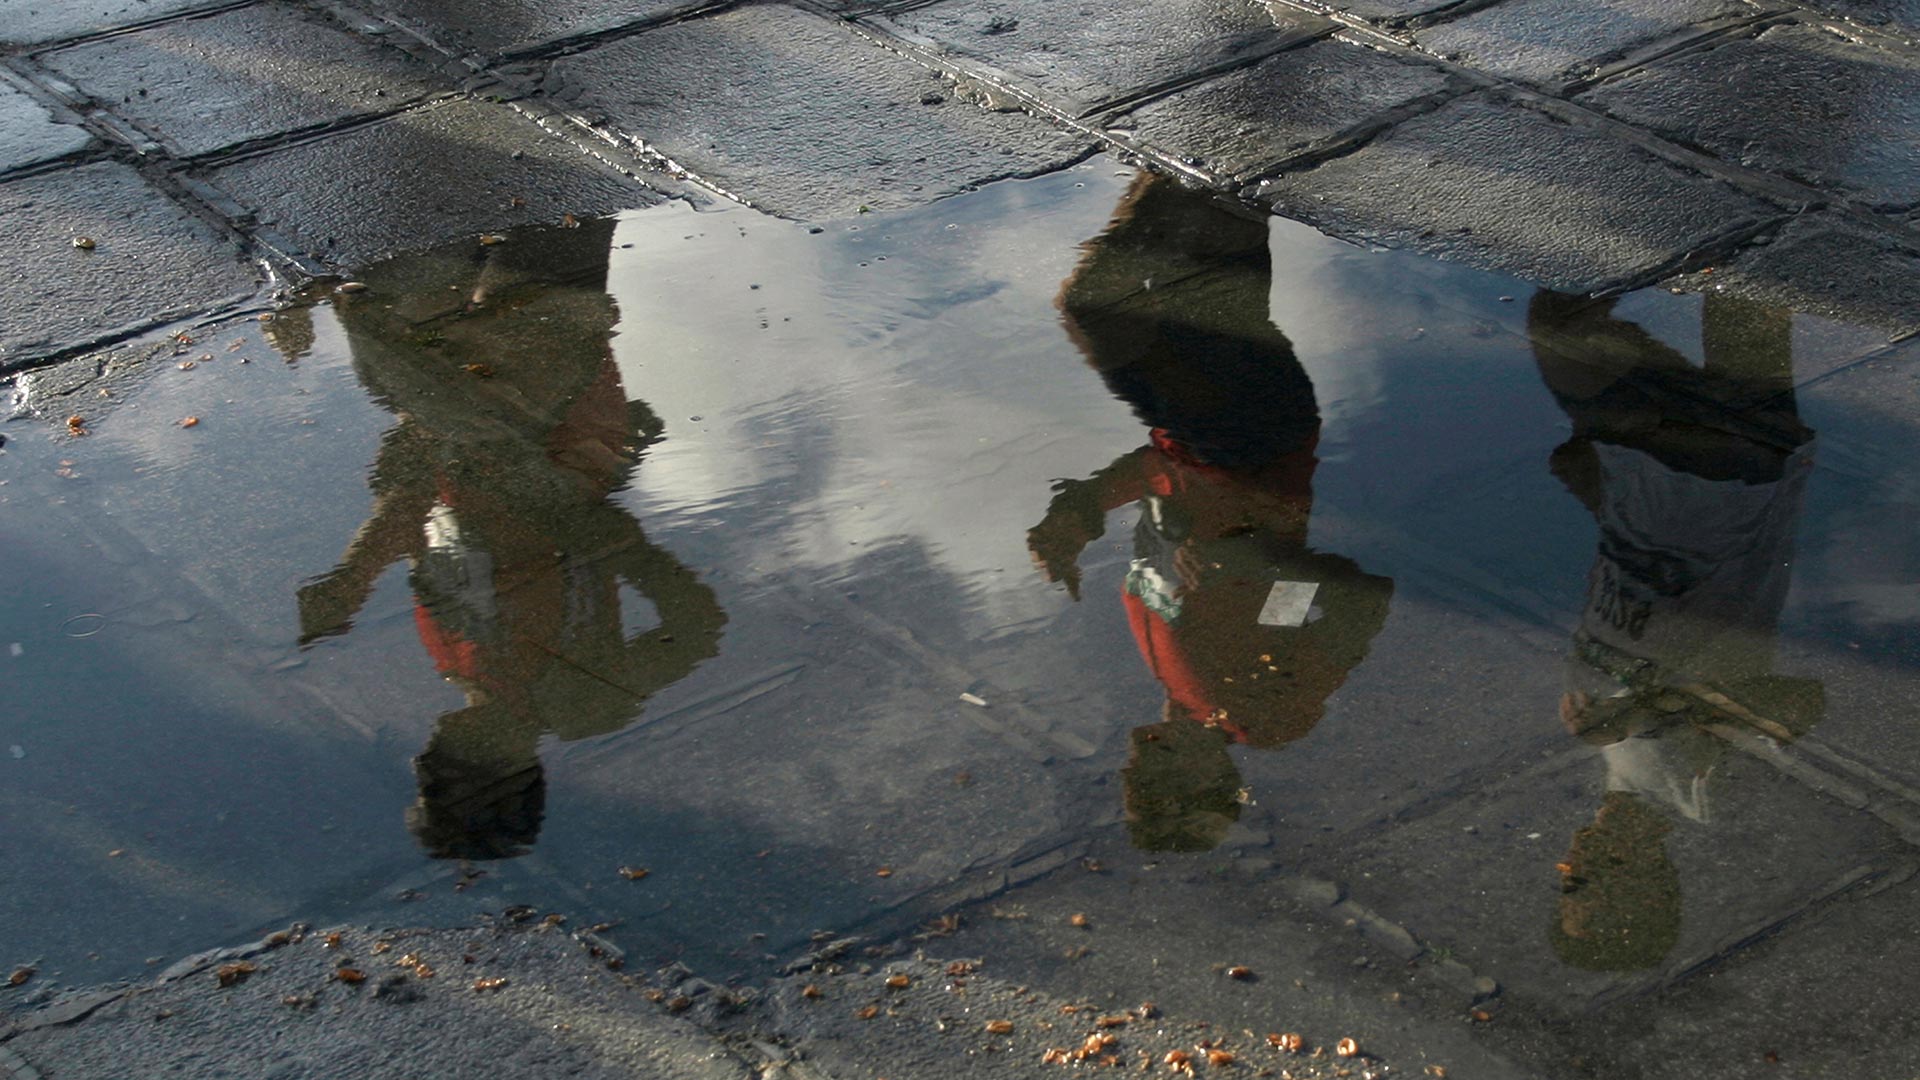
<box><xmin>1257</xmin><ymin>581</ymin><xmax>1320</xmax><ymax>628</ymax></box>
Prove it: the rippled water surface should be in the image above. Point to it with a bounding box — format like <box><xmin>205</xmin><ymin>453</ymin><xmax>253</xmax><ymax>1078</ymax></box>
<box><xmin>7</xmin><ymin>162</ymin><xmax>1920</xmax><ymax>1055</ymax></box>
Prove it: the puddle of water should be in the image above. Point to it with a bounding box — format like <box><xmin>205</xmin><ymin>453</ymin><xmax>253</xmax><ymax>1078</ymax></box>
<box><xmin>4</xmin><ymin>157</ymin><xmax>1920</xmax><ymax>1032</ymax></box>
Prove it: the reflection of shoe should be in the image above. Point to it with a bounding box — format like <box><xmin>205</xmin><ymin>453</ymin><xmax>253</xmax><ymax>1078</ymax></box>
<box><xmin>1121</xmin><ymin>719</ymin><xmax>1241</xmax><ymax>853</ymax></box>
<box><xmin>1550</xmin><ymin>791</ymin><xmax>1681</xmax><ymax>972</ymax></box>
<box><xmin>408</xmin><ymin>752</ymin><xmax>546</xmax><ymax>861</ymax></box>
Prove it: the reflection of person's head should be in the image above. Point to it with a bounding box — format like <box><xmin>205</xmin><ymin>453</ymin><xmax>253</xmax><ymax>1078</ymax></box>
<box><xmin>1060</xmin><ymin>175</ymin><xmax>1318</xmax><ymax>473</ymax></box>
<box><xmin>407</xmin><ymin>701</ymin><xmax>545</xmax><ymax>860</ymax></box>
<box><xmin>1551</xmin><ymin>791</ymin><xmax>1681</xmax><ymax>971</ymax></box>
<box><xmin>1122</xmin><ymin>709</ymin><xmax>1241</xmax><ymax>852</ymax></box>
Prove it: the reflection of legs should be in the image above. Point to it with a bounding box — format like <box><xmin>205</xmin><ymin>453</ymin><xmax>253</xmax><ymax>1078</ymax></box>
<box><xmin>407</xmin><ymin>702</ymin><xmax>546</xmax><ymax>860</ymax></box>
<box><xmin>1122</xmin><ymin>709</ymin><xmax>1241</xmax><ymax>853</ymax></box>
<box><xmin>1551</xmin><ymin>791</ymin><xmax>1681</xmax><ymax>971</ymax></box>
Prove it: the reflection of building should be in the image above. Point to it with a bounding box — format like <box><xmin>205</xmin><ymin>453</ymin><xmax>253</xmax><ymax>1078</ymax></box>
<box><xmin>1531</xmin><ymin>291</ymin><xmax>1821</xmax><ymax>970</ymax></box>
<box><xmin>294</xmin><ymin>221</ymin><xmax>725</xmax><ymax>860</ymax></box>
<box><xmin>1028</xmin><ymin>176</ymin><xmax>1392</xmax><ymax>852</ymax></box>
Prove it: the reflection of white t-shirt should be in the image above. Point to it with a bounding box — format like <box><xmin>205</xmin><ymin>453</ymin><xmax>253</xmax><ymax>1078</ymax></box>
<box><xmin>1578</xmin><ymin>441</ymin><xmax>1812</xmax><ymax>682</ymax></box>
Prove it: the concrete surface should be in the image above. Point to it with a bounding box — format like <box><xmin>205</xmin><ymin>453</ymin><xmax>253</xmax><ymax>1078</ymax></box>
<box><xmin>0</xmin><ymin>0</ymin><xmax>227</xmax><ymax>46</ymax></box>
<box><xmin>0</xmin><ymin>161</ymin><xmax>257</xmax><ymax>365</ymax></box>
<box><xmin>1579</xmin><ymin>20</ymin><xmax>1920</xmax><ymax>210</ymax></box>
<box><xmin>879</xmin><ymin>0</ymin><xmax>1332</xmax><ymax>114</ymax></box>
<box><xmin>203</xmin><ymin>98</ymin><xmax>665</xmax><ymax>265</ymax></box>
<box><xmin>1117</xmin><ymin>39</ymin><xmax>1457</xmax><ymax>179</ymax></box>
<box><xmin>0</xmin><ymin>73</ymin><xmax>89</xmax><ymax>173</ymax></box>
<box><xmin>1413</xmin><ymin>0</ymin><xmax>1763</xmax><ymax>89</ymax></box>
<box><xmin>38</xmin><ymin>2</ymin><xmax>446</xmax><ymax>158</ymax></box>
<box><xmin>541</xmin><ymin>5</ymin><xmax>1094</xmax><ymax>219</ymax></box>
<box><xmin>0</xmin><ymin>0</ymin><xmax>1915</xmax><ymax>367</ymax></box>
<box><xmin>1253</xmin><ymin>92</ymin><xmax>1784</xmax><ymax>292</ymax></box>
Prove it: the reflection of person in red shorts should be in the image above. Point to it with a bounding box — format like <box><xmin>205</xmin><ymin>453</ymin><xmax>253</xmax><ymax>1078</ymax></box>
<box><xmin>1028</xmin><ymin>176</ymin><xmax>1392</xmax><ymax>852</ymax></box>
<box><xmin>295</xmin><ymin>221</ymin><xmax>725</xmax><ymax>860</ymax></box>
<box><xmin>1531</xmin><ymin>290</ymin><xmax>1820</xmax><ymax>970</ymax></box>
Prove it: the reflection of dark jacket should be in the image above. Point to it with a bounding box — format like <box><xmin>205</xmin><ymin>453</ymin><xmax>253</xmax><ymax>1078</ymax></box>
<box><xmin>298</xmin><ymin>222</ymin><xmax>725</xmax><ymax>858</ymax></box>
<box><xmin>1036</xmin><ymin>175</ymin><xmax>1391</xmax><ymax>746</ymax></box>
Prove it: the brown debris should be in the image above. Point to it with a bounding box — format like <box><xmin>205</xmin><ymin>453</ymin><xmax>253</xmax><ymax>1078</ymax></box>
<box><xmin>213</xmin><ymin>961</ymin><xmax>257</xmax><ymax>988</ymax></box>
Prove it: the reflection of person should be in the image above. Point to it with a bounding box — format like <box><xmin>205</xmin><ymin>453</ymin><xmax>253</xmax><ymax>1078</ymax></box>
<box><xmin>1531</xmin><ymin>291</ymin><xmax>1821</xmax><ymax>970</ymax></box>
<box><xmin>1028</xmin><ymin>176</ymin><xmax>1392</xmax><ymax>852</ymax></box>
<box><xmin>294</xmin><ymin>221</ymin><xmax>725</xmax><ymax>860</ymax></box>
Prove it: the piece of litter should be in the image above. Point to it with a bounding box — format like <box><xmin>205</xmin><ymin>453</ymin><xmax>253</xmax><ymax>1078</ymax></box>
<box><xmin>8</xmin><ymin>643</ymin><xmax>21</xmax><ymax>657</ymax></box>
<box><xmin>1257</xmin><ymin>581</ymin><xmax>1320</xmax><ymax>628</ymax></box>
<box><xmin>959</xmin><ymin>692</ymin><xmax>988</xmax><ymax>707</ymax></box>
<box><xmin>8</xmin><ymin>745</ymin><xmax>23</xmax><ymax>760</ymax></box>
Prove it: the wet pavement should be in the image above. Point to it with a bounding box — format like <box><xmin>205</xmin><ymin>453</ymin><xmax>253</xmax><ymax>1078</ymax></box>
<box><xmin>5</xmin><ymin>163</ymin><xmax>1920</xmax><ymax>1077</ymax></box>
<box><xmin>4</xmin><ymin>0</ymin><xmax>1920</xmax><ymax>1076</ymax></box>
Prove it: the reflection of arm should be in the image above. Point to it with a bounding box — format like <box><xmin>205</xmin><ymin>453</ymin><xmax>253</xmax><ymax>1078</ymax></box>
<box><xmin>296</xmin><ymin>423</ymin><xmax>435</xmax><ymax>645</ymax></box>
<box><xmin>1027</xmin><ymin>447</ymin><xmax>1153</xmax><ymax>600</ymax></box>
<box><xmin>608</xmin><ymin>534</ymin><xmax>726</xmax><ymax>698</ymax></box>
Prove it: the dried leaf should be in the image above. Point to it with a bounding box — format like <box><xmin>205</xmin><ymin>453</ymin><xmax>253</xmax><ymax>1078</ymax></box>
<box><xmin>214</xmin><ymin>962</ymin><xmax>256</xmax><ymax>987</ymax></box>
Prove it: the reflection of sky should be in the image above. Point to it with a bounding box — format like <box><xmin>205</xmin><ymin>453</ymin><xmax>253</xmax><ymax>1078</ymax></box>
<box><xmin>607</xmin><ymin>164</ymin><xmax>1150</xmax><ymax>629</ymax></box>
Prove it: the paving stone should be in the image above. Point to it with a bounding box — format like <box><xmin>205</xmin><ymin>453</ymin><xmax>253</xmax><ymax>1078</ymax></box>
<box><xmin>1316</xmin><ymin>0</ymin><xmax>1462</xmax><ymax>21</ymax></box>
<box><xmin>1580</xmin><ymin>22</ymin><xmax>1920</xmax><ymax>211</ymax></box>
<box><xmin>1121</xmin><ymin>37</ymin><xmax>1454</xmax><ymax>179</ymax></box>
<box><xmin>0</xmin><ymin>73</ymin><xmax>90</xmax><ymax>174</ymax></box>
<box><xmin>0</xmin><ymin>161</ymin><xmax>257</xmax><ymax>368</ymax></box>
<box><xmin>544</xmin><ymin>5</ymin><xmax>1093</xmax><ymax>221</ymax></box>
<box><xmin>1670</xmin><ymin>213</ymin><xmax>1920</xmax><ymax>334</ymax></box>
<box><xmin>1253</xmin><ymin>94</ymin><xmax>1784</xmax><ymax>292</ymax></box>
<box><xmin>0</xmin><ymin>0</ymin><xmax>225</xmax><ymax>45</ymax></box>
<box><xmin>879</xmin><ymin>0</ymin><xmax>1330</xmax><ymax>113</ymax></box>
<box><xmin>202</xmin><ymin>98</ymin><xmax>665</xmax><ymax>268</ymax></box>
<box><xmin>1558</xmin><ymin>873</ymin><xmax>1920</xmax><ymax>1080</ymax></box>
<box><xmin>373</xmin><ymin>0</ymin><xmax>704</xmax><ymax>56</ymax></box>
<box><xmin>1800</xmin><ymin>0</ymin><xmax>1920</xmax><ymax>32</ymax></box>
<box><xmin>1335</xmin><ymin>742</ymin><xmax>1909</xmax><ymax>1010</ymax></box>
<box><xmin>1415</xmin><ymin>0</ymin><xmax>1756</xmax><ymax>88</ymax></box>
<box><xmin>39</xmin><ymin>3</ymin><xmax>446</xmax><ymax>159</ymax></box>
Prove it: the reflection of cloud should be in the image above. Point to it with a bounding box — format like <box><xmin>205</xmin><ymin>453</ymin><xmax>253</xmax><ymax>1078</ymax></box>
<box><xmin>1264</xmin><ymin>217</ymin><xmax>1388</xmax><ymax>449</ymax></box>
<box><xmin>603</xmin><ymin>179</ymin><xmax>1147</xmax><ymax>630</ymax></box>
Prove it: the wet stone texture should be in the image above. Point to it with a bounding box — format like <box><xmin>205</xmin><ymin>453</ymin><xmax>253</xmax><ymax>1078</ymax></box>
<box><xmin>1253</xmin><ymin>94</ymin><xmax>1784</xmax><ymax>292</ymax></box>
<box><xmin>543</xmin><ymin>5</ymin><xmax>1093</xmax><ymax>220</ymax></box>
<box><xmin>0</xmin><ymin>74</ymin><xmax>91</xmax><ymax>174</ymax></box>
<box><xmin>1579</xmin><ymin>22</ymin><xmax>1920</xmax><ymax>211</ymax></box>
<box><xmin>1119</xmin><ymin>38</ymin><xmax>1455</xmax><ymax>179</ymax></box>
<box><xmin>371</xmin><ymin>0</ymin><xmax>707</xmax><ymax>56</ymax></box>
<box><xmin>877</xmin><ymin>0</ymin><xmax>1332</xmax><ymax>113</ymax></box>
<box><xmin>1670</xmin><ymin>213</ymin><xmax>1920</xmax><ymax>334</ymax></box>
<box><xmin>0</xmin><ymin>0</ymin><xmax>225</xmax><ymax>45</ymax></box>
<box><xmin>1562</xmin><ymin>875</ymin><xmax>1920</xmax><ymax>1080</ymax></box>
<box><xmin>1333</xmin><ymin>746</ymin><xmax>1911</xmax><ymax>1011</ymax></box>
<box><xmin>0</xmin><ymin>161</ymin><xmax>257</xmax><ymax>367</ymax></box>
<box><xmin>1314</xmin><ymin>0</ymin><xmax>1463</xmax><ymax>22</ymax></box>
<box><xmin>1800</xmin><ymin>0</ymin><xmax>1920</xmax><ymax>31</ymax></box>
<box><xmin>202</xmin><ymin>99</ymin><xmax>664</xmax><ymax>267</ymax></box>
<box><xmin>39</xmin><ymin>3</ymin><xmax>448</xmax><ymax>159</ymax></box>
<box><xmin>1413</xmin><ymin>0</ymin><xmax>1759</xmax><ymax>89</ymax></box>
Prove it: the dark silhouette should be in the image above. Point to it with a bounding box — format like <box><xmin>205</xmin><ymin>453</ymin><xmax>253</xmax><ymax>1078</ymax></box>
<box><xmin>1029</xmin><ymin>176</ymin><xmax>1392</xmax><ymax>852</ymax></box>
<box><xmin>1531</xmin><ymin>291</ymin><xmax>1821</xmax><ymax>971</ymax></box>
<box><xmin>294</xmin><ymin>221</ymin><xmax>725</xmax><ymax>860</ymax></box>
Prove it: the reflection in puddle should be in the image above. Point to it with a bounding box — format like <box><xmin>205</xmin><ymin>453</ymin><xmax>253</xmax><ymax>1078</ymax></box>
<box><xmin>1532</xmin><ymin>292</ymin><xmax>1821</xmax><ymax>971</ymax></box>
<box><xmin>7</xmin><ymin>160</ymin><xmax>1917</xmax><ymax>1048</ymax></box>
<box><xmin>1032</xmin><ymin>177</ymin><xmax>1392</xmax><ymax>851</ymax></box>
<box><xmin>294</xmin><ymin>221</ymin><xmax>725</xmax><ymax>859</ymax></box>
